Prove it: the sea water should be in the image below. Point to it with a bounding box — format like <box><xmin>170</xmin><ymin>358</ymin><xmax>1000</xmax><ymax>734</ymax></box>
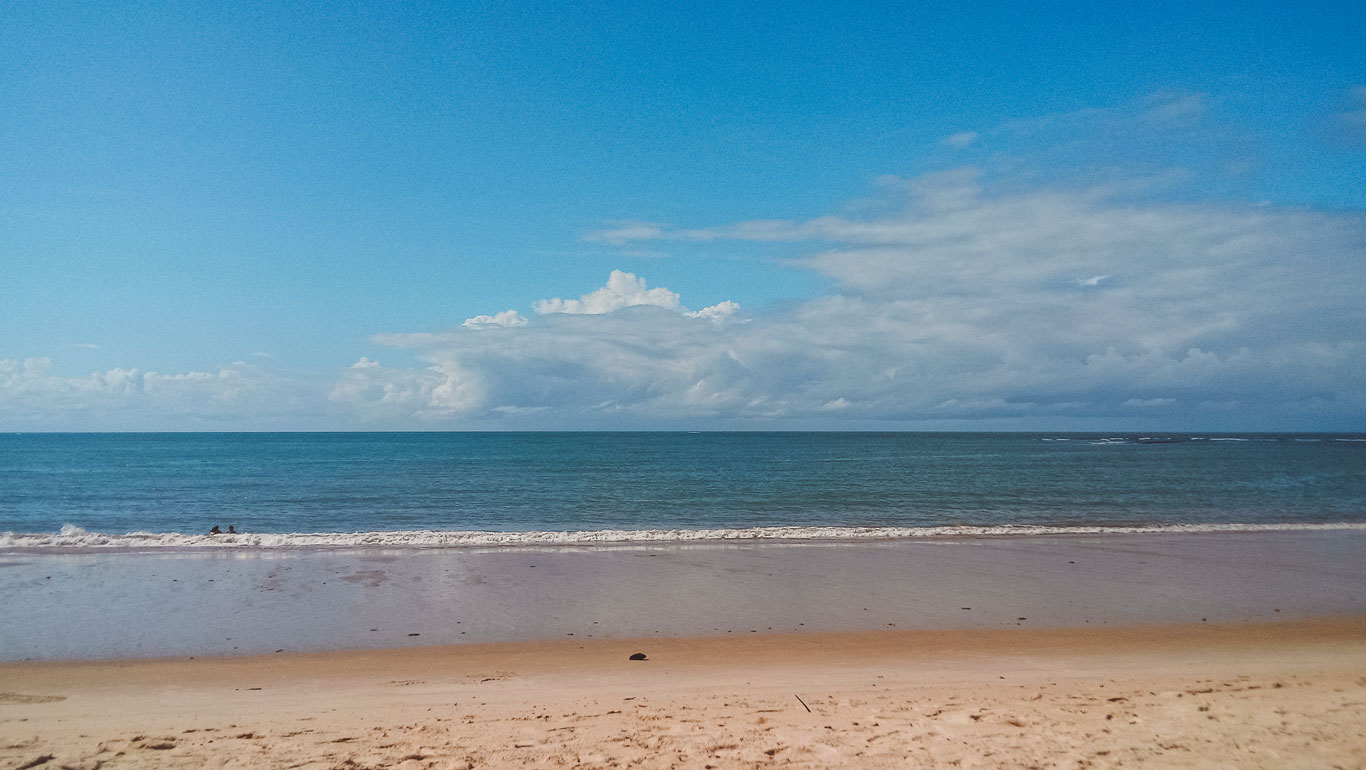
<box><xmin>1</xmin><ymin>432</ymin><xmax>1364</xmax><ymax>549</ymax></box>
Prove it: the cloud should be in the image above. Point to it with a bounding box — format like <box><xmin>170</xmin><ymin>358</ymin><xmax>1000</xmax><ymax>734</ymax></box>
<box><xmin>338</xmin><ymin>170</ymin><xmax>1365</xmax><ymax>429</ymax></box>
<box><xmin>942</xmin><ymin>131</ymin><xmax>979</xmax><ymax>149</ymax></box>
<box><xmin>462</xmin><ymin>310</ymin><xmax>528</xmax><ymax>329</ymax></box>
<box><xmin>912</xmin><ymin>90</ymin><xmax>1247</xmax><ymax>203</ymax></box>
<box><xmin>532</xmin><ymin>270</ymin><xmax>684</xmax><ymax>315</ymax></box>
<box><xmin>329</xmin><ymin>359</ymin><xmax>478</xmax><ymax>419</ymax></box>
<box><xmin>1124</xmin><ymin>397</ymin><xmax>1176</xmax><ymax>408</ymax></box>
<box><xmin>9</xmin><ymin>90</ymin><xmax>1363</xmax><ymax>431</ymax></box>
<box><xmin>583</xmin><ymin>221</ymin><xmax>669</xmax><ymax>246</ymax></box>
<box><xmin>0</xmin><ymin>358</ymin><xmax>318</xmax><ymax>430</ymax></box>
<box><xmin>684</xmin><ymin>300</ymin><xmax>741</xmax><ymax>321</ymax></box>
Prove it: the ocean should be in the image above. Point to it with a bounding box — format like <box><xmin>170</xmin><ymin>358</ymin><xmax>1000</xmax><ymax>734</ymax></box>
<box><xmin>2</xmin><ymin>432</ymin><xmax>1364</xmax><ymax>549</ymax></box>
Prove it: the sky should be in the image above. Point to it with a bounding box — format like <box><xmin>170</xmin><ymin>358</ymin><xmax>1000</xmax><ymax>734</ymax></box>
<box><xmin>2</xmin><ymin>0</ymin><xmax>1364</xmax><ymax>431</ymax></box>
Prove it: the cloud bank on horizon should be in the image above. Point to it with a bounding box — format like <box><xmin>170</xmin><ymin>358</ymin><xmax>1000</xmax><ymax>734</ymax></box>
<box><xmin>331</xmin><ymin>167</ymin><xmax>1365</xmax><ymax>430</ymax></box>
<box><xmin>8</xmin><ymin>160</ymin><xmax>1363</xmax><ymax>430</ymax></box>
<box><xmin>4</xmin><ymin>83</ymin><xmax>1365</xmax><ymax>431</ymax></box>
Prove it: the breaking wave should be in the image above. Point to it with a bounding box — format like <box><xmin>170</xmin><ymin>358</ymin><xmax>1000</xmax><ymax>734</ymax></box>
<box><xmin>3</xmin><ymin>521</ymin><xmax>1365</xmax><ymax>551</ymax></box>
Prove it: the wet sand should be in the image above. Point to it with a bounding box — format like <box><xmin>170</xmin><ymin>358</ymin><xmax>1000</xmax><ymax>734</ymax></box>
<box><xmin>3</xmin><ymin>530</ymin><xmax>1365</xmax><ymax>660</ymax></box>
<box><xmin>2</xmin><ymin>618</ymin><xmax>1364</xmax><ymax>769</ymax></box>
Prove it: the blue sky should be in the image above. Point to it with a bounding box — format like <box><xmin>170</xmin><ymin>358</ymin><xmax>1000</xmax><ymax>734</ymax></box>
<box><xmin>2</xmin><ymin>0</ymin><xmax>1364</xmax><ymax>430</ymax></box>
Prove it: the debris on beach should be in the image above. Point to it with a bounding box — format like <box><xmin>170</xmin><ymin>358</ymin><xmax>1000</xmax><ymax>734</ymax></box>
<box><xmin>628</xmin><ymin>652</ymin><xmax>647</xmax><ymax>661</ymax></box>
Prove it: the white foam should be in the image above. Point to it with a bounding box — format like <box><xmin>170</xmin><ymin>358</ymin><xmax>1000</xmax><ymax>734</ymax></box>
<box><xmin>3</xmin><ymin>521</ymin><xmax>1365</xmax><ymax>552</ymax></box>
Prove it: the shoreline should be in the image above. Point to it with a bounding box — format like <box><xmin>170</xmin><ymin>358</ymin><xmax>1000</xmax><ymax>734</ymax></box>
<box><xmin>3</xmin><ymin>618</ymin><xmax>1364</xmax><ymax>768</ymax></box>
<box><xmin>6</xmin><ymin>519</ymin><xmax>1366</xmax><ymax>552</ymax></box>
<box><xmin>4</xmin><ymin>529</ymin><xmax>1366</xmax><ymax>662</ymax></box>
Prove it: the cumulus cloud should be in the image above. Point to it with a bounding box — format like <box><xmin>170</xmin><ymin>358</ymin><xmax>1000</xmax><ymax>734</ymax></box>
<box><xmin>334</xmin><ymin>170</ymin><xmax>1365</xmax><ymax>429</ymax></box>
<box><xmin>684</xmin><ymin>300</ymin><xmax>742</xmax><ymax>321</ymax></box>
<box><xmin>0</xmin><ymin>358</ymin><xmax>318</xmax><ymax>430</ymax></box>
<box><xmin>325</xmin><ymin>272</ymin><xmax>748</xmax><ymax>423</ymax></box>
<box><xmin>329</xmin><ymin>359</ymin><xmax>479</xmax><ymax>420</ymax></box>
<box><xmin>532</xmin><ymin>270</ymin><xmax>683</xmax><ymax>315</ymax></box>
<box><xmin>15</xmin><ymin>162</ymin><xmax>1362</xmax><ymax>431</ymax></box>
<box><xmin>462</xmin><ymin>310</ymin><xmax>528</xmax><ymax>329</ymax></box>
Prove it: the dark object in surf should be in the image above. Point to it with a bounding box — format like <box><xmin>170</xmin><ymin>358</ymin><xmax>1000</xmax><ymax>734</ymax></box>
<box><xmin>628</xmin><ymin>652</ymin><xmax>647</xmax><ymax>661</ymax></box>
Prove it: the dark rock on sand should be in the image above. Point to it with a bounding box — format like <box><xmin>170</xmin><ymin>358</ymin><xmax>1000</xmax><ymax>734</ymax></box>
<box><xmin>629</xmin><ymin>652</ymin><xmax>647</xmax><ymax>661</ymax></box>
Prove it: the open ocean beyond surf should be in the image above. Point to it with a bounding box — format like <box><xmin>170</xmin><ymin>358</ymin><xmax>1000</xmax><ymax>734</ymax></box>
<box><xmin>2</xmin><ymin>432</ymin><xmax>1365</xmax><ymax>549</ymax></box>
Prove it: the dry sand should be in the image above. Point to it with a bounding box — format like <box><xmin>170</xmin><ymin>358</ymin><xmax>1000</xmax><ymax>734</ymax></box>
<box><xmin>3</xmin><ymin>617</ymin><xmax>1365</xmax><ymax>769</ymax></box>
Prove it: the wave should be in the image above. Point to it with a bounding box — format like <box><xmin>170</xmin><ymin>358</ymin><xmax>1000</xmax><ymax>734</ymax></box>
<box><xmin>2</xmin><ymin>521</ymin><xmax>1365</xmax><ymax>551</ymax></box>
<box><xmin>1042</xmin><ymin>435</ymin><xmax>1366</xmax><ymax>445</ymax></box>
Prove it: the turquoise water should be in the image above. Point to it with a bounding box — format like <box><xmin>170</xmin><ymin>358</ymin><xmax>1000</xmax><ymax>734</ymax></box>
<box><xmin>2</xmin><ymin>432</ymin><xmax>1364</xmax><ymax>543</ymax></box>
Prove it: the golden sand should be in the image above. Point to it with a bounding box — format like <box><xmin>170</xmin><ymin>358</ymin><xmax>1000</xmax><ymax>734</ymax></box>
<box><xmin>3</xmin><ymin>618</ymin><xmax>1364</xmax><ymax>769</ymax></box>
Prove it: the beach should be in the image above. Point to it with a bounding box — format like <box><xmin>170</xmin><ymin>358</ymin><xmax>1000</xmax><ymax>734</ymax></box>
<box><xmin>4</xmin><ymin>530</ymin><xmax>1366</xmax><ymax>660</ymax></box>
<box><xmin>2</xmin><ymin>619</ymin><xmax>1364</xmax><ymax>769</ymax></box>
<box><xmin>3</xmin><ymin>530</ymin><xmax>1366</xmax><ymax>767</ymax></box>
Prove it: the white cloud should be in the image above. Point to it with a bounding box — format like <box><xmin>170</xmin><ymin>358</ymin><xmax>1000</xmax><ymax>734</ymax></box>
<box><xmin>329</xmin><ymin>359</ymin><xmax>480</xmax><ymax>419</ymax></box>
<box><xmin>684</xmin><ymin>300</ymin><xmax>742</xmax><ymax>321</ymax></box>
<box><xmin>0</xmin><ymin>358</ymin><xmax>316</xmax><ymax>429</ymax></box>
<box><xmin>8</xmin><ymin>86</ymin><xmax>1363</xmax><ymax>431</ymax></box>
<box><xmin>462</xmin><ymin>309</ymin><xmax>528</xmax><ymax>329</ymax></box>
<box><xmin>330</xmin><ymin>272</ymin><xmax>746</xmax><ymax>421</ymax></box>
<box><xmin>532</xmin><ymin>270</ymin><xmax>682</xmax><ymax>315</ymax></box>
<box><xmin>338</xmin><ymin>171</ymin><xmax>1365</xmax><ymax>429</ymax></box>
<box><xmin>12</xmin><ymin>162</ymin><xmax>1362</xmax><ymax>431</ymax></box>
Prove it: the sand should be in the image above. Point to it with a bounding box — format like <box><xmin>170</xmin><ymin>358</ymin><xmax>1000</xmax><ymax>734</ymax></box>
<box><xmin>4</xmin><ymin>531</ymin><xmax>1364</xmax><ymax>767</ymax></box>
<box><xmin>3</xmin><ymin>618</ymin><xmax>1365</xmax><ymax>769</ymax></box>
<box><xmin>6</xmin><ymin>530</ymin><xmax>1366</xmax><ymax>660</ymax></box>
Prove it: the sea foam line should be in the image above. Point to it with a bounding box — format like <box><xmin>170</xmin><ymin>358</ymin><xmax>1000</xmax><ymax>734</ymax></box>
<box><xmin>2</xmin><ymin>522</ymin><xmax>1365</xmax><ymax>551</ymax></box>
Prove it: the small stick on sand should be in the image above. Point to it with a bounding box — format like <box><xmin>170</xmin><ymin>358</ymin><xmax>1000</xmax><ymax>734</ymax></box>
<box><xmin>795</xmin><ymin>694</ymin><xmax>811</xmax><ymax>713</ymax></box>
